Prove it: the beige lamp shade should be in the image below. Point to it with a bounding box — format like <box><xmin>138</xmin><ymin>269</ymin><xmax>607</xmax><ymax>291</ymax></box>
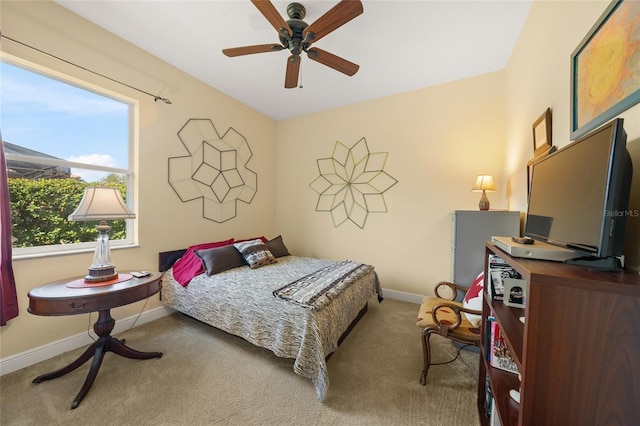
<box><xmin>68</xmin><ymin>187</ymin><xmax>135</xmax><ymax>221</ymax></box>
<box><xmin>471</xmin><ymin>175</ymin><xmax>496</xmax><ymax>193</ymax></box>
<box><xmin>471</xmin><ymin>175</ymin><xmax>496</xmax><ymax>211</ymax></box>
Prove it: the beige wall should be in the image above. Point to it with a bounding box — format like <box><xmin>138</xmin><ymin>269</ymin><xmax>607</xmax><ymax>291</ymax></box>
<box><xmin>1</xmin><ymin>1</ymin><xmax>277</xmax><ymax>359</ymax></box>
<box><xmin>275</xmin><ymin>72</ymin><xmax>507</xmax><ymax>297</ymax></box>
<box><xmin>504</xmin><ymin>0</ymin><xmax>640</xmax><ymax>272</ymax></box>
<box><xmin>3</xmin><ymin>0</ymin><xmax>640</xmax><ymax>363</ymax></box>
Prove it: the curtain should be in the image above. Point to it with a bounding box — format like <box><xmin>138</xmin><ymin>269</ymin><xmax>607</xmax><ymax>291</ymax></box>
<box><xmin>1</xmin><ymin>138</ymin><xmax>19</xmax><ymax>325</ymax></box>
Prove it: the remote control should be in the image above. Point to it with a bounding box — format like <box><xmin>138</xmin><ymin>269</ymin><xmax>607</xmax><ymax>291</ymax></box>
<box><xmin>512</xmin><ymin>236</ymin><xmax>535</xmax><ymax>245</ymax></box>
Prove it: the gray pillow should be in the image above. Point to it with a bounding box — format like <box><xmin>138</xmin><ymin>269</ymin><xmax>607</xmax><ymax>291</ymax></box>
<box><xmin>265</xmin><ymin>235</ymin><xmax>290</xmax><ymax>258</ymax></box>
<box><xmin>195</xmin><ymin>245</ymin><xmax>245</xmax><ymax>276</ymax></box>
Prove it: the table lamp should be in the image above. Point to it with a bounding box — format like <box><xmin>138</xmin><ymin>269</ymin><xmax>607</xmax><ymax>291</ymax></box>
<box><xmin>68</xmin><ymin>187</ymin><xmax>135</xmax><ymax>282</ymax></box>
<box><xmin>471</xmin><ymin>175</ymin><xmax>496</xmax><ymax>211</ymax></box>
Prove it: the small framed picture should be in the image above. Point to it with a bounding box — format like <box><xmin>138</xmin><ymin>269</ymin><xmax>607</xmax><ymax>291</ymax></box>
<box><xmin>503</xmin><ymin>278</ymin><xmax>527</xmax><ymax>308</ymax></box>
<box><xmin>532</xmin><ymin>108</ymin><xmax>552</xmax><ymax>158</ymax></box>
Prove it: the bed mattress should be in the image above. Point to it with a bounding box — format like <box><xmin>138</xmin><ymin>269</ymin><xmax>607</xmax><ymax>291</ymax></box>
<box><xmin>161</xmin><ymin>255</ymin><xmax>381</xmax><ymax>399</ymax></box>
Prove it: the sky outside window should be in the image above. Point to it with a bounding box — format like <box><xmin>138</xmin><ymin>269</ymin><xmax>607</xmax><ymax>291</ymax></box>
<box><xmin>0</xmin><ymin>61</ymin><xmax>128</xmax><ymax>181</ymax></box>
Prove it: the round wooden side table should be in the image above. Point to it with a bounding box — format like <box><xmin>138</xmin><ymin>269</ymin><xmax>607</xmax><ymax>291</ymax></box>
<box><xmin>28</xmin><ymin>272</ymin><xmax>163</xmax><ymax>409</ymax></box>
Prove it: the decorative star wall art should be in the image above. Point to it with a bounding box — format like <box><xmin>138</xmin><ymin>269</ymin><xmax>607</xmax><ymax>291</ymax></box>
<box><xmin>168</xmin><ymin>119</ymin><xmax>257</xmax><ymax>223</ymax></box>
<box><xmin>310</xmin><ymin>137</ymin><xmax>398</xmax><ymax>229</ymax></box>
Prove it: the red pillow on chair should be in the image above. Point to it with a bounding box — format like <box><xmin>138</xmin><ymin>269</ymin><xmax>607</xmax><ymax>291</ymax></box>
<box><xmin>463</xmin><ymin>272</ymin><xmax>484</xmax><ymax>327</ymax></box>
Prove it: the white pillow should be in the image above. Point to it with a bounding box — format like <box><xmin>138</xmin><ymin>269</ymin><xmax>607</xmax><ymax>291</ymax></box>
<box><xmin>233</xmin><ymin>239</ymin><xmax>276</xmax><ymax>269</ymax></box>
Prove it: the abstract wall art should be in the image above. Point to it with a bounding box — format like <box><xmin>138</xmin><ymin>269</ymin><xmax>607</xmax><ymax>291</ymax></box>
<box><xmin>310</xmin><ymin>137</ymin><xmax>398</xmax><ymax>229</ymax></box>
<box><xmin>168</xmin><ymin>119</ymin><xmax>257</xmax><ymax>223</ymax></box>
<box><xmin>571</xmin><ymin>0</ymin><xmax>640</xmax><ymax>139</ymax></box>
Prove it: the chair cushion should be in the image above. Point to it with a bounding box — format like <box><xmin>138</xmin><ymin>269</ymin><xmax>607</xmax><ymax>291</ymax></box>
<box><xmin>416</xmin><ymin>297</ymin><xmax>481</xmax><ymax>339</ymax></box>
<box><xmin>462</xmin><ymin>271</ymin><xmax>484</xmax><ymax>327</ymax></box>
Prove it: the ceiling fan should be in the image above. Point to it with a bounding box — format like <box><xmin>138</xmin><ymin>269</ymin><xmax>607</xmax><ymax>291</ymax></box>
<box><xmin>222</xmin><ymin>0</ymin><xmax>363</xmax><ymax>89</ymax></box>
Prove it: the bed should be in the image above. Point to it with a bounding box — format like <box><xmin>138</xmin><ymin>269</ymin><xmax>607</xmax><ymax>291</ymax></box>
<box><xmin>158</xmin><ymin>237</ymin><xmax>382</xmax><ymax>400</ymax></box>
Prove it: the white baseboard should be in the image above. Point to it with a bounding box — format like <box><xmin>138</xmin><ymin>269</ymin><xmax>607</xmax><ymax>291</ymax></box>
<box><xmin>0</xmin><ymin>305</ymin><xmax>174</xmax><ymax>376</ymax></box>
<box><xmin>1</xmin><ymin>289</ymin><xmax>423</xmax><ymax>376</ymax></box>
<box><xmin>382</xmin><ymin>288</ymin><xmax>424</xmax><ymax>304</ymax></box>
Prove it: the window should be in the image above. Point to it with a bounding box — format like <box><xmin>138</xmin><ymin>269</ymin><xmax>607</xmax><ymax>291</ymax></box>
<box><xmin>1</xmin><ymin>58</ymin><xmax>134</xmax><ymax>256</ymax></box>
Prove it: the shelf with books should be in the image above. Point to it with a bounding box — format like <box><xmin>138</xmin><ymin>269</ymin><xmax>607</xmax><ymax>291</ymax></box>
<box><xmin>479</xmin><ymin>293</ymin><xmax>521</xmax><ymax>426</ymax></box>
<box><xmin>479</xmin><ymin>360</ymin><xmax>520</xmax><ymax>426</ymax></box>
<box><xmin>486</xmin><ymin>294</ymin><xmax>524</xmax><ymax>368</ymax></box>
<box><xmin>489</xmin><ymin>320</ymin><xmax>519</xmax><ymax>374</ymax></box>
<box><xmin>487</xmin><ymin>255</ymin><xmax>522</xmax><ymax>295</ymax></box>
<box><xmin>477</xmin><ymin>241</ymin><xmax>640</xmax><ymax>426</ymax></box>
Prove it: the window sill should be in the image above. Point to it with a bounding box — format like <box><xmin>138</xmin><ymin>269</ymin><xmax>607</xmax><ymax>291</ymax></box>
<box><xmin>12</xmin><ymin>243</ymin><xmax>140</xmax><ymax>261</ymax></box>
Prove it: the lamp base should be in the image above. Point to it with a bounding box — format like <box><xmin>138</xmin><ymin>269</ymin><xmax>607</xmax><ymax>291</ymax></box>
<box><xmin>84</xmin><ymin>265</ymin><xmax>118</xmax><ymax>283</ymax></box>
<box><xmin>478</xmin><ymin>191</ymin><xmax>491</xmax><ymax>211</ymax></box>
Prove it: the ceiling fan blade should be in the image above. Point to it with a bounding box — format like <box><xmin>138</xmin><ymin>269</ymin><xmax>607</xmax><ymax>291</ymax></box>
<box><xmin>222</xmin><ymin>44</ymin><xmax>284</xmax><ymax>57</ymax></box>
<box><xmin>250</xmin><ymin>0</ymin><xmax>292</xmax><ymax>37</ymax></box>
<box><xmin>302</xmin><ymin>0</ymin><xmax>363</xmax><ymax>43</ymax></box>
<box><xmin>306</xmin><ymin>48</ymin><xmax>359</xmax><ymax>76</ymax></box>
<box><xmin>284</xmin><ymin>55</ymin><xmax>301</xmax><ymax>89</ymax></box>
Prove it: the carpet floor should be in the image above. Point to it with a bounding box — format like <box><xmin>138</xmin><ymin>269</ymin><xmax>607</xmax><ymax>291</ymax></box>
<box><xmin>0</xmin><ymin>297</ymin><xmax>480</xmax><ymax>425</ymax></box>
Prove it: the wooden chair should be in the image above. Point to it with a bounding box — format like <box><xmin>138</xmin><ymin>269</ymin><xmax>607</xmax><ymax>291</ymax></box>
<box><xmin>416</xmin><ymin>281</ymin><xmax>482</xmax><ymax>385</ymax></box>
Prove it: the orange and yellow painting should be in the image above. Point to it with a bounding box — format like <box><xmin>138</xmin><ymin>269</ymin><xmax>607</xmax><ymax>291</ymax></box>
<box><xmin>575</xmin><ymin>0</ymin><xmax>640</xmax><ymax>129</ymax></box>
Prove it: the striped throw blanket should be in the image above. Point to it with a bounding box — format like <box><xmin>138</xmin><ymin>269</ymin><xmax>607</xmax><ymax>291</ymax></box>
<box><xmin>274</xmin><ymin>260</ymin><xmax>373</xmax><ymax>310</ymax></box>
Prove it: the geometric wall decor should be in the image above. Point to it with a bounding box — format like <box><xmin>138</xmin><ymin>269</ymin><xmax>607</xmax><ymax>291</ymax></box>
<box><xmin>168</xmin><ymin>119</ymin><xmax>257</xmax><ymax>223</ymax></box>
<box><xmin>310</xmin><ymin>137</ymin><xmax>398</xmax><ymax>229</ymax></box>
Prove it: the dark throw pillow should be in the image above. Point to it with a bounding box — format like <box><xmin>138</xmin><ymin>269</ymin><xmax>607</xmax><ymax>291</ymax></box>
<box><xmin>195</xmin><ymin>245</ymin><xmax>245</xmax><ymax>276</ymax></box>
<box><xmin>172</xmin><ymin>238</ymin><xmax>234</xmax><ymax>285</ymax></box>
<box><xmin>265</xmin><ymin>235</ymin><xmax>290</xmax><ymax>258</ymax></box>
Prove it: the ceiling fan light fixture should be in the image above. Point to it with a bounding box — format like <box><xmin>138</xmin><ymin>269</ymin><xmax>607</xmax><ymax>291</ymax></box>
<box><xmin>223</xmin><ymin>1</ymin><xmax>363</xmax><ymax>88</ymax></box>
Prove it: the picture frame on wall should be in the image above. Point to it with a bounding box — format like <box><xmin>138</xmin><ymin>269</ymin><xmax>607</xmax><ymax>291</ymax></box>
<box><xmin>532</xmin><ymin>108</ymin><xmax>552</xmax><ymax>158</ymax></box>
<box><xmin>570</xmin><ymin>0</ymin><xmax>640</xmax><ymax>140</ymax></box>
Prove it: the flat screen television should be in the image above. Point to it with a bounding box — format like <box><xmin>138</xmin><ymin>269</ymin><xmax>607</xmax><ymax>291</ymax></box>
<box><xmin>525</xmin><ymin>118</ymin><xmax>633</xmax><ymax>268</ymax></box>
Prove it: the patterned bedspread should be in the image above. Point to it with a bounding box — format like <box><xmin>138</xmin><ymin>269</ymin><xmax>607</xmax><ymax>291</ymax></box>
<box><xmin>274</xmin><ymin>260</ymin><xmax>374</xmax><ymax>310</ymax></box>
<box><xmin>161</xmin><ymin>256</ymin><xmax>382</xmax><ymax>400</ymax></box>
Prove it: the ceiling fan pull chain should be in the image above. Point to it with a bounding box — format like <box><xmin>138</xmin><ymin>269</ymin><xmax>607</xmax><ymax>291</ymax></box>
<box><xmin>298</xmin><ymin>64</ymin><xmax>304</xmax><ymax>89</ymax></box>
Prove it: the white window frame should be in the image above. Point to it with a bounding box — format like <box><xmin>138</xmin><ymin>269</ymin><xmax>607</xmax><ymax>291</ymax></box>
<box><xmin>1</xmin><ymin>54</ymin><xmax>137</xmax><ymax>259</ymax></box>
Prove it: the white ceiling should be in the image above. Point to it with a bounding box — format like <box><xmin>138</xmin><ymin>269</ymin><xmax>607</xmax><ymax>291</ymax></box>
<box><xmin>55</xmin><ymin>0</ymin><xmax>532</xmax><ymax>121</ymax></box>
